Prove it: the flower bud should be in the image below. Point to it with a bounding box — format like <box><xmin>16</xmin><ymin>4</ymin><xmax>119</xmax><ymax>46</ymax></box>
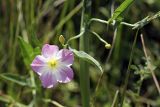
<box><xmin>105</xmin><ymin>44</ymin><xmax>111</xmax><ymax>49</ymax></box>
<box><xmin>59</xmin><ymin>35</ymin><xmax>65</xmax><ymax>45</ymax></box>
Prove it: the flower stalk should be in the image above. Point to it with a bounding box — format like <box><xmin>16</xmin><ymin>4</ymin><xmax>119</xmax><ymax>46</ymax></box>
<box><xmin>90</xmin><ymin>31</ymin><xmax>111</xmax><ymax>49</ymax></box>
<box><xmin>79</xmin><ymin>0</ymin><xmax>91</xmax><ymax>106</ymax></box>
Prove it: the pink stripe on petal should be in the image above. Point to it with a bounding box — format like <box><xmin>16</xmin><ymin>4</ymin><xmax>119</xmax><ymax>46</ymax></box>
<box><xmin>56</xmin><ymin>66</ymin><xmax>74</xmax><ymax>83</ymax></box>
<box><xmin>42</xmin><ymin>44</ymin><xmax>59</xmax><ymax>58</ymax></box>
<box><xmin>31</xmin><ymin>55</ymin><xmax>46</xmax><ymax>75</ymax></box>
<box><xmin>58</xmin><ymin>49</ymin><xmax>74</xmax><ymax>66</ymax></box>
<box><xmin>40</xmin><ymin>71</ymin><xmax>57</xmax><ymax>88</ymax></box>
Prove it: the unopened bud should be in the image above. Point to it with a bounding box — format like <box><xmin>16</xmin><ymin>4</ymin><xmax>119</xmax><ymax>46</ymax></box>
<box><xmin>105</xmin><ymin>44</ymin><xmax>111</xmax><ymax>49</ymax></box>
<box><xmin>59</xmin><ymin>35</ymin><xmax>65</xmax><ymax>45</ymax></box>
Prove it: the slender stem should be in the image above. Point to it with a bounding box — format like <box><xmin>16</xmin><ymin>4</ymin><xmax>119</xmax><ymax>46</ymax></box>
<box><xmin>140</xmin><ymin>34</ymin><xmax>160</xmax><ymax>95</ymax></box>
<box><xmin>106</xmin><ymin>27</ymin><xmax>117</xmax><ymax>63</ymax></box>
<box><xmin>89</xmin><ymin>10</ymin><xmax>160</xmax><ymax>30</ymax></box>
<box><xmin>66</xmin><ymin>31</ymin><xmax>84</xmax><ymax>45</ymax></box>
<box><xmin>91</xmin><ymin>73</ymin><xmax>103</xmax><ymax>107</ymax></box>
<box><xmin>111</xmin><ymin>90</ymin><xmax>119</xmax><ymax>107</ymax></box>
<box><xmin>66</xmin><ymin>30</ymin><xmax>111</xmax><ymax>49</ymax></box>
<box><xmin>56</xmin><ymin>2</ymin><xmax>83</xmax><ymax>30</ymax></box>
<box><xmin>90</xmin><ymin>24</ymin><xmax>118</xmax><ymax>107</ymax></box>
<box><xmin>120</xmin><ymin>29</ymin><xmax>139</xmax><ymax>107</ymax></box>
<box><xmin>89</xmin><ymin>18</ymin><xmax>109</xmax><ymax>25</ymax></box>
<box><xmin>120</xmin><ymin>22</ymin><xmax>135</xmax><ymax>27</ymax></box>
<box><xmin>137</xmin><ymin>78</ymin><xmax>143</xmax><ymax>95</ymax></box>
<box><xmin>43</xmin><ymin>99</ymin><xmax>65</xmax><ymax>107</ymax></box>
<box><xmin>89</xmin><ymin>18</ymin><xmax>134</xmax><ymax>27</ymax></box>
<box><xmin>29</xmin><ymin>70</ymin><xmax>36</xmax><ymax>105</ymax></box>
<box><xmin>43</xmin><ymin>2</ymin><xmax>83</xmax><ymax>43</ymax></box>
<box><xmin>79</xmin><ymin>0</ymin><xmax>91</xmax><ymax>107</ymax></box>
<box><xmin>89</xmin><ymin>31</ymin><xmax>110</xmax><ymax>45</ymax></box>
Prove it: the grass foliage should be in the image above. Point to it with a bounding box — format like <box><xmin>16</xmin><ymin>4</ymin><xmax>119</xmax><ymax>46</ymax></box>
<box><xmin>0</xmin><ymin>0</ymin><xmax>160</xmax><ymax>107</ymax></box>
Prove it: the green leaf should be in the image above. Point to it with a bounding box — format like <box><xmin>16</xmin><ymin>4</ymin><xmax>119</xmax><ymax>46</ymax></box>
<box><xmin>18</xmin><ymin>36</ymin><xmax>34</xmax><ymax>66</ymax></box>
<box><xmin>109</xmin><ymin>0</ymin><xmax>135</xmax><ymax>23</ymax></box>
<box><xmin>130</xmin><ymin>65</ymin><xmax>138</xmax><ymax>71</ymax></box>
<box><xmin>34</xmin><ymin>47</ymin><xmax>41</xmax><ymax>56</ymax></box>
<box><xmin>29</xmin><ymin>28</ymin><xmax>41</xmax><ymax>47</ymax></box>
<box><xmin>70</xmin><ymin>48</ymin><xmax>103</xmax><ymax>73</ymax></box>
<box><xmin>0</xmin><ymin>96</ymin><xmax>10</xmax><ymax>103</ymax></box>
<box><xmin>0</xmin><ymin>95</ymin><xmax>28</xmax><ymax>107</ymax></box>
<box><xmin>0</xmin><ymin>73</ymin><xmax>30</xmax><ymax>86</ymax></box>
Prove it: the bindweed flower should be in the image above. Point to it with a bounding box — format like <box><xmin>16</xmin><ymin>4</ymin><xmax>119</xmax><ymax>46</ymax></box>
<box><xmin>31</xmin><ymin>44</ymin><xmax>74</xmax><ymax>88</ymax></box>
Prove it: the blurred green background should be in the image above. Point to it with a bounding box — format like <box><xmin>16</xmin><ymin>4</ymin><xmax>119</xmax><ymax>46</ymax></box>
<box><xmin>0</xmin><ymin>0</ymin><xmax>160</xmax><ymax>107</ymax></box>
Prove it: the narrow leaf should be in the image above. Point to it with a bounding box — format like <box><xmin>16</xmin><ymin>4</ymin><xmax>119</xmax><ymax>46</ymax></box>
<box><xmin>0</xmin><ymin>73</ymin><xmax>29</xmax><ymax>86</ymax></box>
<box><xmin>0</xmin><ymin>95</ymin><xmax>28</xmax><ymax>107</ymax></box>
<box><xmin>0</xmin><ymin>96</ymin><xmax>10</xmax><ymax>103</ymax></box>
<box><xmin>70</xmin><ymin>48</ymin><xmax>103</xmax><ymax>73</ymax></box>
<box><xmin>18</xmin><ymin>36</ymin><xmax>34</xmax><ymax>66</ymax></box>
<box><xmin>34</xmin><ymin>47</ymin><xmax>41</xmax><ymax>56</ymax></box>
<box><xmin>109</xmin><ymin>0</ymin><xmax>135</xmax><ymax>22</ymax></box>
<box><xmin>29</xmin><ymin>28</ymin><xmax>41</xmax><ymax>47</ymax></box>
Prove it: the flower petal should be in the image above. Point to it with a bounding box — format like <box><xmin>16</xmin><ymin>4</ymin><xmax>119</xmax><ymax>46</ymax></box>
<box><xmin>40</xmin><ymin>71</ymin><xmax>57</xmax><ymax>88</ymax></box>
<box><xmin>56</xmin><ymin>66</ymin><xmax>74</xmax><ymax>83</ymax></box>
<box><xmin>42</xmin><ymin>44</ymin><xmax>59</xmax><ymax>58</ymax></box>
<box><xmin>31</xmin><ymin>55</ymin><xmax>47</xmax><ymax>75</ymax></box>
<box><xmin>58</xmin><ymin>49</ymin><xmax>74</xmax><ymax>66</ymax></box>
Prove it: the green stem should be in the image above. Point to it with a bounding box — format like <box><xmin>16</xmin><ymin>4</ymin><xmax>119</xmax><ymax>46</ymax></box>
<box><xmin>89</xmin><ymin>31</ymin><xmax>110</xmax><ymax>45</ymax></box>
<box><xmin>43</xmin><ymin>99</ymin><xmax>65</xmax><ymax>107</ymax></box>
<box><xmin>29</xmin><ymin>70</ymin><xmax>36</xmax><ymax>106</ymax></box>
<box><xmin>137</xmin><ymin>78</ymin><xmax>143</xmax><ymax>95</ymax></box>
<box><xmin>111</xmin><ymin>90</ymin><xmax>119</xmax><ymax>107</ymax></box>
<box><xmin>89</xmin><ymin>18</ymin><xmax>109</xmax><ymax>25</ymax></box>
<box><xmin>66</xmin><ymin>31</ymin><xmax>84</xmax><ymax>45</ymax></box>
<box><xmin>79</xmin><ymin>0</ymin><xmax>91</xmax><ymax>106</ymax></box>
<box><xmin>120</xmin><ymin>22</ymin><xmax>135</xmax><ymax>27</ymax></box>
<box><xmin>120</xmin><ymin>29</ymin><xmax>139</xmax><ymax>107</ymax></box>
<box><xmin>65</xmin><ymin>30</ymin><xmax>111</xmax><ymax>49</ymax></box>
<box><xmin>43</xmin><ymin>2</ymin><xmax>82</xmax><ymax>43</ymax></box>
<box><xmin>89</xmin><ymin>10</ymin><xmax>160</xmax><ymax>29</ymax></box>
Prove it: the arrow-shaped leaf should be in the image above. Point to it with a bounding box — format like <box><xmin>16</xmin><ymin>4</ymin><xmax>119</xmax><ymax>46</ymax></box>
<box><xmin>109</xmin><ymin>0</ymin><xmax>135</xmax><ymax>23</ymax></box>
<box><xmin>70</xmin><ymin>48</ymin><xmax>103</xmax><ymax>73</ymax></box>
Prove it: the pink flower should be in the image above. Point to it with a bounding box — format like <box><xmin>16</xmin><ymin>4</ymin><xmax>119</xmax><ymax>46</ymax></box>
<box><xmin>31</xmin><ymin>44</ymin><xmax>74</xmax><ymax>88</ymax></box>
